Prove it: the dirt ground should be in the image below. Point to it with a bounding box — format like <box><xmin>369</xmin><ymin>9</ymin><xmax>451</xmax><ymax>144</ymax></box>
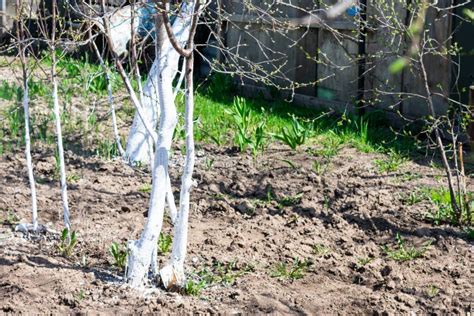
<box><xmin>1</xmin><ymin>137</ymin><xmax>473</xmax><ymax>314</ymax></box>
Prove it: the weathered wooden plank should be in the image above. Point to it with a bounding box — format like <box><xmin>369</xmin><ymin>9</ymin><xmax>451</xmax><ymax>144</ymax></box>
<box><xmin>364</xmin><ymin>0</ymin><xmax>407</xmax><ymax>112</ymax></box>
<box><xmin>316</xmin><ymin>0</ymin><xmax>359</xmax><ymax>105</ymax></box>
<box><xmin>401</xmin><ymin>0</ymin><xmax>452</xmax><ymax>118</ymax></box>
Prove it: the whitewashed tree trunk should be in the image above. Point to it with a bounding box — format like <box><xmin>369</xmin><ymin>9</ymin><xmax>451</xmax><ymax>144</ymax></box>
<box><xmin>126</xmin><ymin>2</ymin><xmax>193</xmax><ymax>287</ymax></box>
<box><xmin>160</xmin><ymin>50</ymin><xmax>196</xmax><ymax>289</ymax></box>
<box><xmin>51</xmin><ymin>0</ymin><xmax>71</xmax><ymax>231</ymax></box>
<box><xmin>22</xmin><ymin>76</ymin><xmax>39</xmax><ymax>231</ymax></box>
<box><xmin>100</xmin><ymin>4</ymin><xmax>178</xmax><ymax>227</ymax></box>
<box><xmin>124</xmin><ymin>62</ymin><xmax>160</xmax><ymax>164</ymax></box>
<box><xmin>15</xmin><ymin>2</ymin><xmax>39</xmax><ymax>233</ymax></box>
<box><xmin>52</xmin><ymin>53</ymin><xmax>71</xmax><ymax>231</ymax></box>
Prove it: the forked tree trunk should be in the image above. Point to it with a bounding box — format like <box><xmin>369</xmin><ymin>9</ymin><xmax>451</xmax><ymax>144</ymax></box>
<box><xmin>100</xmin><ymin>2</ymin><xmax>178</xmax><ymax>227</ymax></box>
<box><xmin>126</xmin><ymin>2</ymin><xmax>194</xmax><ymax>287</ymax></box>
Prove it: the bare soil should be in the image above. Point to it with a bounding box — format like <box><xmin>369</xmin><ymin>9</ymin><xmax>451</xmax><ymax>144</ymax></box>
<box><xmin>1</xmin><ymin>139</ymin><xmax>473</xmax><ymax>314</ymax></box>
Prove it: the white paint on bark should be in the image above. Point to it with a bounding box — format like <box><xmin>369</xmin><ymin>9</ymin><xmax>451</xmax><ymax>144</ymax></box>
<box><xmin>126</xmin><ymin>2</ymin><xmax>194</xmax><ymax>287</ymax></box>
<box><xmin>52</xmin><ymin>57</ymin><xmax>71</xmax><ymax>231</ymax></box>
<box><xmin>160</xmin><ymin>53</ymin><xmax>196</xmax><ymax>288</ymax></box>
<box><xmin>22</xmin><ymin>76</ymin><xmax>39</xmax><ymax>231</ymax></box>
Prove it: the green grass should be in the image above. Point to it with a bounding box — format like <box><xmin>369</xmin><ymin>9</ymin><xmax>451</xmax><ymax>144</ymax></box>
<box><xmin>157</xmin><ymin>232</ymin><xmax>173</xmax><ymax>254</ymax></box>
<box><xmin>184</xmin><ymin>259</ymin><xmax>254</xmax><ymax>296</ymax></box>
<box><xmin>58</xmin><ymin>228</ymin><xmax>78</xmax><ymax>258</ymax></box>
<box><xmin>424</xmin><ymin>188</ymin><xmax>474</xmax><ymax>225</ymax></box>
<box><xmin>109</xmin><ymin>241</ymin><xmax>127</xmax><ymax>271</ymax></box>
<box><xmin>312</xmin><ymin>244</ymin><xmax>331</xmax><ymax>256</ymax></box>
<box><xmin>382</xmin><ymin>233</ymin><xmax>431</xmax><ymax>261</ymax></box>
<box><xmin>184</xmin><ymin>279</ymin><xmax>207</xmax><ymax>296</ymax></box>
<box><xmin>175</xmin><ymin>74</ymin><xmax>416</xmax><ymax>156</ymax></box>
<box><xmin>374</xmin><ymin>149</ymin><xmax>408</xmax><ymax>173</ymax></box>
<box><xmin>0</xmin><ymin>80</ymin><xmax>21</xmax><ymax>101</ymax></box>
<box><xmin>270</xmin><ymin>257</ymin><xmax>313</xmax><ymax>280</ymax></box>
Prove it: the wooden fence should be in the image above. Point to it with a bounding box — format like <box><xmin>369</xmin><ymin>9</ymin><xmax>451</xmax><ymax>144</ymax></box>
<box><xmin>221</xmin><ymin>0</ymin><xmax>453</xmax><ymax>120</ymax></box>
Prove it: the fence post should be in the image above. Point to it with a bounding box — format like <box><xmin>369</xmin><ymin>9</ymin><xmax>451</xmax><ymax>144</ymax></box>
<box><xmin>468</xmin><ymin>85</ymin><xmax>474</xmax><ymax>149</ymax></box>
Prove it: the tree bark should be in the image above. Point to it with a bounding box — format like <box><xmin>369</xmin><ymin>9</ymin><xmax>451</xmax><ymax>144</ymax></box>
<box><xmin>51</xmin><ymin>0</ymin><xmax>71</xmax><ymax>231</ymax></box>
<box><xmin>126</xmin><ymin>2</ymin><xmax>193</xmax><ymax>287</ymax></box>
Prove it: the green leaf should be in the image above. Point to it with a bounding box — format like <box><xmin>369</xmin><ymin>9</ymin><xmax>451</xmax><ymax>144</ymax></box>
<box><xmin>61</xmin><ymin>228</ymin><xmax>68</xmax><ymax>241</ymax></box>
<box><xmin>464</xmin><ymin>8</ymin><xmax>474</xmax><ymax>21</ymax></box>
<box><xmin>389</xmin><ymin>58</ymin><xmax>408</xmax><ymax>74</ymax></box>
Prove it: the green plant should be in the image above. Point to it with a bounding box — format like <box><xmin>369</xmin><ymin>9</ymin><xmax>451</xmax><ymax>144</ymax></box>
<box><xmin>184</xmin><ymin>279</ymin><xmax>207</xmax><ymax>296</ymax></box>
<box><xmin>109</xmin><ymin>241</ymin><xmax>127</xmax><ymax>271</ymax></box>
<box><xmin>279</xmin><ymin>193</ymin><xmax>303</xmax><ymax>207</ymax></box>
<box><xmin>2</xmin><ymin>210</ymin><xmax>20</xmax><ymax>225</ymax></box>
<box><xmin>313</xmin><ymin>133</ymin><xmax>343</xmax><ymax>159</ymax></box>
<box><xmin>96</xmin><ymin>140</ymin><xmax>120</xmax><ymax>160</ymax></box>
<box><xmin>58</xmin><ymin>228</ymin><xmax>78</xmax><ymax>258</ymax></box>
<box><xmin>157</xmin><ymin>232</ymin><xmax>172</xmax><ymax>254</ymax></box>
<box><xmin>402</xmin><ymin>190</ymin><xmax>427</xmax><ymax>206</ymax></box>
<box><xmin>196</xmin><ymin>260</ymin><xmax>253</xmax><ymax>286</ymax></box>
<box><xmin>0</xmin><ymin>80</ymin><xmax>20</xmax><ymax>101</ymax></box>
<box><xmin>87</xmin><ymin>111</ymin><xmax>98</xmax><ymax>132</ymax></box>
<box><xmin>138</xmin><ymin>183</ymin><xmax>152</xmax><ymax>193</ymax></box>
<box><xmin>382</xmin><ymin>233</ymin><xmax>431</xmax><ymax>262</ymax></box>
<box><xmin>312</xmin><ymin>160</ymin><xmax>329</xmax><ymax>175</ymax></box>
<box><xmin>250</xmin><ymin>120</ymin><xmax>267</xmax><ymax>157</ymax></box>
<box><xmin>226</xmin><ymin>96</ymin><xmax>254</xmax><ymax>151</ymax></box>
<box><xmin>312</xmin><ymin>244</ymin><xmax>331</xmax><ymax>256</ymax></box>
<box><xmin>75</xmin><ymin>289</ymin><xmax>86</xmax><ymax>301</ymax></box>
<box><xmin>426</xmin><ymin>285</ymin><xmax>439</xmax><ymax>298</ymax></box>
<box><xmin>356</xmin><ymin>256</ymin><xmax>374</xmax><ymax>267</ymax></box>
<box><xmin>281</xmin><ymin>159</ymin><xmax>297</xmax><ymax>169</ymax></box>
<box><xmin>424</xmin><ymin>188</ymin><xmax>474</xmax><ymax>225</ymax></box>
<box><xmin>27</xmin><ymin>80</ymin><xmax>49</xmax><ymax>98</ymax></box>
<box><xmin>67</xmin><ymin>173</ymin><xmax>80</xmax><ymax>183</ymax></box>
<box><xmin>273</xmin><ymin>114</ymin><xmax>310</xmax><ymax>150</ymax></box>
<box><xmin>374</xmin><ymin>150</ymin><xmax>407</xmax><ymax>173</ymax></box>
<box><xmin>270</xmin><ymin>257</ymin><xmax>312</xmax><ymax>280</ymax></box>
<box><xmin>353</xmin><ymin>116</ymin><xmax>370</xmax><ymax>151</ymax></box>
<box><xmin>6</xmin><ymin>105</ymin><xmax>24</xmax><ymax>138</ymax></box>
<box><xmin>204</xmin><ymin>157</ymin><xmax>215</xmax><ymax>171</ymax></box>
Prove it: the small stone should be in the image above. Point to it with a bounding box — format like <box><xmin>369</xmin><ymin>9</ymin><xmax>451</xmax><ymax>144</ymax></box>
<box><xmin>395</xmin><ymin>293</ymin><xmax>416</xmax><ymax>307</ymax></box>
<box><xmin>386</xmin><ymin>280</ymin><xmax>396</xmax><ymax>290</ymax></box>
<box><xmin>302</xmin><ymin>186</ymin><xmax>312</xmax><ymax>192</ymax></box>
<box><xmin>235</xmin><ymin>200</ymin><xmax>254</xmax><ymax>214</ymax></box>
<box><xmin>208</xmin><ymin>183</ymin><xmax>220</xmax><ymax>193</ymax></box>
<box><xmin>85</xmin><ymin>272</ymin><xmax>95</xmax><ymax>282</ymax></box>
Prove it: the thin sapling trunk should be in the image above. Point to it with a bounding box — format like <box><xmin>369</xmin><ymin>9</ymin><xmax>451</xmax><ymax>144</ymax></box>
<box><xmin>14</xmin><ymin>0</ymin><xmax>41</xmax><ymax>233</ymax></box>
<box><xmin>51</xmin><ymin>0</ymin><xmax>71</xmax><ymax>231</ymax></box>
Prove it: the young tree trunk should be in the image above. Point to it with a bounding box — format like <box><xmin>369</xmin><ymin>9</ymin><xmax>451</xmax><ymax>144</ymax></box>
<box><xmin>90</xmin><ymin>39</ymin><xmax>125</xmax><ymax>157</ymax></box>
<box><xmin>419</xmin><ymin>49</ymin><xmax>461</xmax><ymax>219</ymax></box>
<box><xmin>15</xmin><ymin>0</ymin><xmax>39</xmax><ymax>232</ymax></box>
<box><xmin>126</xmin><ymin>2</ymin><xmax>193</xmax><ymax>287</ymax></box>
<box><xmin>21</xmin><ymin>64</ymin><xmax>39</xmax><ymax>231</ymax></box>
<box><xmin>160</xmin><ymin>49</ymin><xmax>195</xmax><ymax>289</ymax></box>
<box><xmin>51</xmin><ymin>0</ymin><xmax>71</xmax><ymax>231</ymax></box>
